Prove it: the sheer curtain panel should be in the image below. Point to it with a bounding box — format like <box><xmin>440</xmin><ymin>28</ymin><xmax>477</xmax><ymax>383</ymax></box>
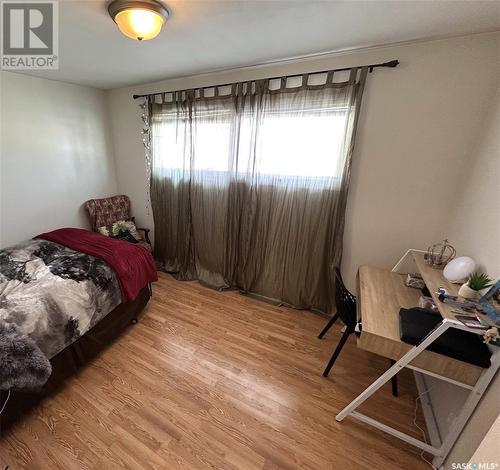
<box><xmin>148</xmin><ymin>67</ymin><xmax>368</xmax><ymax>313</ymax></box>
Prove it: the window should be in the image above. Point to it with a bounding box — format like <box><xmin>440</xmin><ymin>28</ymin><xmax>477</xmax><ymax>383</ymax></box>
<box><xmin>151</xmin><ymin>88</ymin><xmax>352</xmax><ymax>186</ymax></box>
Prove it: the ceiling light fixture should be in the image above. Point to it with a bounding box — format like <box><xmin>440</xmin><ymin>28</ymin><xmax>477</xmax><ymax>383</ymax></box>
<box><xmin>108</xmin><ymin>0</ymin><xmax>169</xmax><ymax>41</ymax></box>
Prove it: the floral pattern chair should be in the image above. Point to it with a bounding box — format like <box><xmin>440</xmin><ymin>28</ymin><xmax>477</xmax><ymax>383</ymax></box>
<box><xmin>84</xmin><ymin>195</ymin><xmax>151</xmax><ymax>250</ymax></box>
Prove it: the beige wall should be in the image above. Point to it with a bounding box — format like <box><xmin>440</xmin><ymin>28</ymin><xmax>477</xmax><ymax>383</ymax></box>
<box><xmin>107</xmin><ymin>32</ymin><xmax>499</xmax><ymax>291</ymax></box>
<box><xmin>446</xmin><ymin>87</ymin><xmax>500</xmax><ymax>281</ymax></box>
<box><xmin>0</xmin><ymin>72</ymin><xmax>118</xmax><ymax>248</ymax></box>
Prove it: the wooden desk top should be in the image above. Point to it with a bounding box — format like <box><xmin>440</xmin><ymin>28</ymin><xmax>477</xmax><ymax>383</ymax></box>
<box><xmin>357</xmin><ymin>265</ymin><xmax>482</xmax><ymax>386</ymax></box>
<box><xmin>357</xmin><ymin>266</ymin><xmax>420</xmax><ymax>342</ymax></box>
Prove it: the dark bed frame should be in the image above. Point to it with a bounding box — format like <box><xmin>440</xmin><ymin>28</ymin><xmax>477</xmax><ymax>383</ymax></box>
<box><xmin>0</xmin><ymin>285</ymin><xmax>151</xmax><ymax>434</ymax></box>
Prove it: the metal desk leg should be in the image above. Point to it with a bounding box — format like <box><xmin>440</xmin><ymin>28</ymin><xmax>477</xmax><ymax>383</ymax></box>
<box><xmin>336</xmin><ymin>320</ymin><xmax>451</xmax><ymax>422</ymax></box>
<box><xmin>336</xmin><ymin>319</ymin><xmax>500</xmax><ymax>467</ymax></box>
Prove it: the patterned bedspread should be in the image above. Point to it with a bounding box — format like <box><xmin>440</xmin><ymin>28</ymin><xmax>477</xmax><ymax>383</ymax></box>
<box><xmin>0</xmin><ymin>239</ymin><xmax>122</xmax><ymax>360</ymax></box>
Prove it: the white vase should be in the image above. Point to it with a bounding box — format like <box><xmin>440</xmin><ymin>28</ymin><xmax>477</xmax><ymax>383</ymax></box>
<box><xmin>458</xmin><ymin>283</ymin><xmax>479</xmax><ymax>301</ymax></box>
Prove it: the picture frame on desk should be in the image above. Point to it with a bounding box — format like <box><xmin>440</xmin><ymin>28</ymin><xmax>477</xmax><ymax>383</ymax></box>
<box><xmin>479</xmin><ymin>280</ymin><xmax>500</xmax><ymax>325</ymax></box>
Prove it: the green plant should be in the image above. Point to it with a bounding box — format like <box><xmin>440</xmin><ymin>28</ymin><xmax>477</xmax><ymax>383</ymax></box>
<box><xmin>467</xmin><ymin>272</ymin><xmax>493</xmax><ymax>291</ymax></box>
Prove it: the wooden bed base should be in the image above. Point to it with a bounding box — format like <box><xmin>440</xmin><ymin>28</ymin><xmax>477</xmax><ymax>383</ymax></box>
<box><xmin>0</xmin><ymin>285</ymin><xmax>151</xmax><ymax>434</ymax></box>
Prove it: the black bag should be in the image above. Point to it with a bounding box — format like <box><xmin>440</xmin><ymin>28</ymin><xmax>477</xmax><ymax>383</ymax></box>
<box><xmin>399</xmin><ymin>307</ymin><xmax>491</xmax><ymax>368</ymax></box>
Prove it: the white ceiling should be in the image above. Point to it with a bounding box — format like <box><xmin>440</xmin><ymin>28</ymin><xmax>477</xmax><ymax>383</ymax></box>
<box><xmin>16</xmin><ymin>0</ymin><xmax>500</xmax><ymax>89</ymax></box>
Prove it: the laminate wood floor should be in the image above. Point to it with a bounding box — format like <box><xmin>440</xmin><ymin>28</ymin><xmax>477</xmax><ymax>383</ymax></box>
<box><xmin>0</xmin><ymin>273</ymin><xmax>430</xmax><ymax>469</ymax></box>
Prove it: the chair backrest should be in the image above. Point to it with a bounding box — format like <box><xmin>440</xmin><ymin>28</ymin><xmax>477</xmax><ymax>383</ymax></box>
<box><xmin>334</xmin><ymin>268</ymin><xmax>357</xmax><ymax>329</ymax></box>
<box><xmin>84</xmin><ymin>195</ymin><xmax>132</xmax><ymax>231</ymax></box>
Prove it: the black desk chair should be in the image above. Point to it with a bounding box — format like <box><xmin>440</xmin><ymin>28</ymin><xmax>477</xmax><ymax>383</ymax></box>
<box><xmin>319</xmin><ymin>268</ymin><xmax>398</xmax><ymax>397</ymax></box>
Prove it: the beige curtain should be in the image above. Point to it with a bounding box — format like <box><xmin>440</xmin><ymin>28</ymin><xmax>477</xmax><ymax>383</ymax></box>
<box><xmin>149</xmin><ymin>67</ymin><xmax>367</xmax><ymax>313</ymax></box>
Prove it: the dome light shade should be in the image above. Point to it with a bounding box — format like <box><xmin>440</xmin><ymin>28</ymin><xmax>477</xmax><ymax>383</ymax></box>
<box><xmin>115</xmin><ymin>9</ymin><xmax>163</xmax><ymax>40</ymax></box>
<box><xmin>443</xmin><ymin>256</ymin><xmax>476</xmax><ymax>284</ymax></box>
<box><xmin>108</xmin><ymin>0</ymin><xmax>168</xmax><ymax>41</ymax></box>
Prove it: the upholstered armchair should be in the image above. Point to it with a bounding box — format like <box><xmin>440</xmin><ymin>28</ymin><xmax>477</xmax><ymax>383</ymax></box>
<box><xmin>84</xmin><ymin>195</ymin><xmax>151</xmax><ymax>249</ymax></box>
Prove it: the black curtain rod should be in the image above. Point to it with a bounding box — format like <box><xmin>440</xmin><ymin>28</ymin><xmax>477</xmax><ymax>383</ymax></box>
<box><xmin>132</xmin><ymin>59</ymin><xmax>399</xmax><ymax>100</ymax></box>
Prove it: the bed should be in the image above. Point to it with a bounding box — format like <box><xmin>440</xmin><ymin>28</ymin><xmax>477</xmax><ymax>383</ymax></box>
<box><xmin>0</xmin><ymin>228</ymin><xmax>157</xmax><ymax>431</ymax></box>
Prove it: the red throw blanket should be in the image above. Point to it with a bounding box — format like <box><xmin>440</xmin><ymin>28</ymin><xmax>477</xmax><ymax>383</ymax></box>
<box><xmin>36</xmin><ymin>228</ymin><xmax>157</xmax><ymax>302</ymax></box>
